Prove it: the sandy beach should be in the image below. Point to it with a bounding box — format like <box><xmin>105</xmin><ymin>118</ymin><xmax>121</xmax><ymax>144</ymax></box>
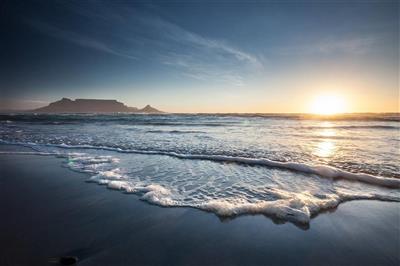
<box><xmin>0</xmin><ymin>146</ymin><xmax>399</xmax><ymax>266</ymax></box>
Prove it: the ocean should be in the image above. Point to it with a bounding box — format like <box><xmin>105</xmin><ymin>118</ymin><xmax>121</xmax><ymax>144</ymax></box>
<box><xmin>1</xmin><ymin>113</ymin><xmax>399</xmax><ymax>224</ymax></box>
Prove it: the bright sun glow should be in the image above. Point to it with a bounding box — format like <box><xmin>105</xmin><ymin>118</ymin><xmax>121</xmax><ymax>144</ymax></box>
<box><xmin>310</xmin><ymin>94</ymin><xmax>347</xmax><ymax>115</ymax></box>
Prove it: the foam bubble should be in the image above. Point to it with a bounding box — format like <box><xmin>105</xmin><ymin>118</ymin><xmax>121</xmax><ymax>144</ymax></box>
<box><xmin>107</xmin><ymin>180</ymin><xmax>131</xmax><ymax>190</ymax></box>
<box><xmin>140</xmin><ymin>184</ymin><xmax>176</xmax><ymax>206</ymax></box>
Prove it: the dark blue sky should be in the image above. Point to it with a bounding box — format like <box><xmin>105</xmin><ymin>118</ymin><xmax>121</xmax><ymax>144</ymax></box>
<box><xmin>1</xmin><ymin>0</ymin><xmax>398</xmax><ymax>112</ymax></box>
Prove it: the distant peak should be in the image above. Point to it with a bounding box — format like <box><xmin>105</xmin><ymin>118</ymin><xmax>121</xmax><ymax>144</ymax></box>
<box><xmin>140</xmin><ymin>104</ymin><xmax>163</xmax><ymax>113</ymax></box>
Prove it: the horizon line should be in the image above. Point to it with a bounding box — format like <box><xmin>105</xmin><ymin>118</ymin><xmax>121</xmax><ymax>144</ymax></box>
<box><xmin>0</xmin><ymin>109</ymin><xmax>399</xmax><ymax>115</ymax></box>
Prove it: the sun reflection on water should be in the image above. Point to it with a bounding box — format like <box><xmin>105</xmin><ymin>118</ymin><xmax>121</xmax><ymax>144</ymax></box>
<box><xmin>320</xmin><ymin>128</ymin><xmax>336</xmax><ymax>137</ymax></box>
<box><xmin>314</xmin><ymin>122</ymin><xmax>337</xmax><ymax>158</ymax></box>
<box><xmin>315</xmin><ymin>141</ymin><xmax>335</xmax><ymax>157</ymax></box>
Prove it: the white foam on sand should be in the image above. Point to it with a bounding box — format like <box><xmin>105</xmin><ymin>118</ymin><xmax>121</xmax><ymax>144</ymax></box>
<box><xmin>198</xmin><ymin>190</ymin><xmax>341</xmax><ymax>224</ymax></box>
<box><xmin>83</xmin><ymin>169</ymin><xmax>400</xmax><ymax>224</ymax></box>
<box><xmin>68</xmin><ymin>152</ymin><xmax>399</xmax><ymax>224</ymax></box>
<box><xmin>107</xmin><ymin>180</ymin><xmax>131</xmax><ymax>190</ymax></box>
<box><xmin>107</xmin><ymin>181</ymin><xmax>176</xmax><ymax>206</ymax></box>
<box><xmin>138</xmin><ymin>184</ymin><xmax>176</xmax><ymax>206</ymax></box>
<box><xmin>1</xmin><ymin>145</ymin><xmax>399</xmax><ymax>225</ymax></box>
<box><xmin>87</xmin><ymin>168</ymin><xmax>124</xmax><ymax>183</ymax></box>
<box><xmin>67</xmin><ymin>154</ymin><xmax>178</xmax><ymax>207</ymax></box>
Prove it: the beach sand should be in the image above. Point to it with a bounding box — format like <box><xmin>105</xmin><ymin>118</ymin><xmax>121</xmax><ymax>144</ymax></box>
<box><xmin>0</xmin><ymin>147</ymin><xmax>399</xmax><ymax>266</ymax></box>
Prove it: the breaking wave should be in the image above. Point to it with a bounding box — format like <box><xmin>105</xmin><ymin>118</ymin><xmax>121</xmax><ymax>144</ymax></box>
<box><xmin>146</xmin><ymin>130</ymin><xmax>206</xmax><ymax>134</ymax></box>
<box><xmin>2</xmin><ymin>141</ymin><xmax>399</xmax><ymax>188</ymax></box>
<box><xmin>298</xmin><ymin>125</ymin><xmax>399</xmax><ymax>130</ymax></box>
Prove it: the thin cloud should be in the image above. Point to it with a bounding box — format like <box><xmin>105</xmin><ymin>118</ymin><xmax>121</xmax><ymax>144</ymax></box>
<box><xmin>142</xmin><ymin>16</ymin><xmax>262</xmax><ymax>69</ymax></box>
<box><xmin>162</xmin><ymin>53</ymin><xmax>245</xmax><ymax>86</ymax></box>
<box><xmin>27</xmin><ymin>20</ymin><xmax>138</xmax><ymax>60</ymax></box>
<box><xmin>315</xmin><ymin>37</ymin><xmax>376</xmax><ymax>54</ymax></box>
<box><xmin>279</xmin><ymin>36</ymin><xmax>377</xmax><ymax>55</ymax></box>
<box><xmin>142</xmin><ymin>16</ymin><xmax>262</xmax><ymax>85</ymax></box>
<box><xmin>25</xmin><ymin>3</ymin><xmax>262</xmax><ymax>86</ymax></box>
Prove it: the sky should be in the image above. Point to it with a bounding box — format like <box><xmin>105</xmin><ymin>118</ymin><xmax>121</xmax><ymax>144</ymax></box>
<box><xmin>0</xmin><ymin>0</ymin><xmax>398</xmax><ymax>113</ymax></box>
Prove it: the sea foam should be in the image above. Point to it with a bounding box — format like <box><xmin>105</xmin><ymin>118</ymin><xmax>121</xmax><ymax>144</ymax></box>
<box><xmin>1</xmin><ymin>146</ymin><xmax>399</xmax><ymax>225</ymax></box>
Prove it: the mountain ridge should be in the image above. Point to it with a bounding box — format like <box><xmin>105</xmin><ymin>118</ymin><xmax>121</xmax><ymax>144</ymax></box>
<box><xmin>32</xmin><ymin>98</ymin><xmax>163</xmax><ymax>113</ymax></box>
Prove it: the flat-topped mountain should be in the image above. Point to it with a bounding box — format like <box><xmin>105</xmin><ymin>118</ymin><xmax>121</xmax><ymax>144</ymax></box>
<box><xmin>33</xmin><ymin>98</ymin><xmax>163</xmax><ymax>113</ymax></box>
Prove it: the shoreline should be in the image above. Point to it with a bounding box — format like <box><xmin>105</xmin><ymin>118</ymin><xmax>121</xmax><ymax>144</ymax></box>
<box><xmin>0</xmin><ymin>150</ymin><xmax>399</xmax><ymax>265</ymax></box>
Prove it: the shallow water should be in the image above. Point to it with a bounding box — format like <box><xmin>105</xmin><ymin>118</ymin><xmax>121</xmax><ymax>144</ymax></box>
<box><xmin>1</xmin><ymin>113</ymin><xmax>399</xmax><ymax>223</ymax></box>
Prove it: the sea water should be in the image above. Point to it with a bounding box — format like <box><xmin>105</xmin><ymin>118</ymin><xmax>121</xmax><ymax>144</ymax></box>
<box><xmin>1</xmin><ymin>113</ymin><xmax>399</xmax><ymax>224</ymax></box>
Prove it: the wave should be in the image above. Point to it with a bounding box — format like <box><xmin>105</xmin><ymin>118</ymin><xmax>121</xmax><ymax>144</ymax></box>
<box><xmin>1</xmin><ymin>140</ymin><xmax>399</xmax><ymax>189</ymax></box>
<box><xmin>1</xmin><ymin>144</ymin><xmax>399</xmax><ymax>225</ymax></box>
<box><xmin>0</xmin><ymin>151</ymin><xmax>56</xmax><ymax>156</ymax></box>
<box><xmin>1</xmin><ymin>113</ymin><xmax>399</xmax><ymax>124</ymax></box>
<box><xmin>204</xmin><ymin>113</ymin><xmax>400</xmax><ymax>121</ymax></box>
<box><xmin>0</xmin><ymin>114</ymin><xmax>233</xmax><ymax>127</ymax></box>
<box><xmin>146</xmin><ymin>130</ymin><xmax>206</xmax><ymax>134</ymax></box>
<box><xmin>289</xmin><ymin>134</ymin><xmax>375</xmax><ymax>141</ymax></box>
<box><xmin>298</xmin><ymin>125</ymin><xmax>399</xmax><ymax>130</ymax></box>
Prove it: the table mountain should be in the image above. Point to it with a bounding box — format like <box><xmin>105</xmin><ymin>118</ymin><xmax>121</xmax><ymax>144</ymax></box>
<box><xmin>33</xmin><ymin>98</ymin><xmax>163</xmax><ymax>113</ymax></box>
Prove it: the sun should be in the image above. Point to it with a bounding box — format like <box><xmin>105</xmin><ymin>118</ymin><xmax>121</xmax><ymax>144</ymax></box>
<box><xmin>310</xmin><ymin>94</ymin><xmax>347</xmax><ymax>115</ymax></box>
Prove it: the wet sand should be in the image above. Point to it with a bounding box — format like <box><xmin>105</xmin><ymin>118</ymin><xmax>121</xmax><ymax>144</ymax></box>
<box><xmin>0</xmin><ymin>149</ymin><xmax>399</xmax><ymax>266</ymax></box>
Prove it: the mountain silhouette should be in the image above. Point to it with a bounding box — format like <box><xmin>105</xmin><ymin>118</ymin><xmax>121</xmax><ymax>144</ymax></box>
<box><xmin>140</xmin><ymin>105</ymin><xmax>162</xmax><ymax>113</ymax></box>
<box><xmin>32</xmin><ymin>98</ymin><xmax>163</xmax><ymax>113</ymax></box>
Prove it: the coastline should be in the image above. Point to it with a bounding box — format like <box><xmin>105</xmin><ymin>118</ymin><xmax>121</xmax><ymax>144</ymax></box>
<box><xmin>0</xmin><ymin>148</ymin><xmax>399</xmax><ymax>266</ymax></box>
